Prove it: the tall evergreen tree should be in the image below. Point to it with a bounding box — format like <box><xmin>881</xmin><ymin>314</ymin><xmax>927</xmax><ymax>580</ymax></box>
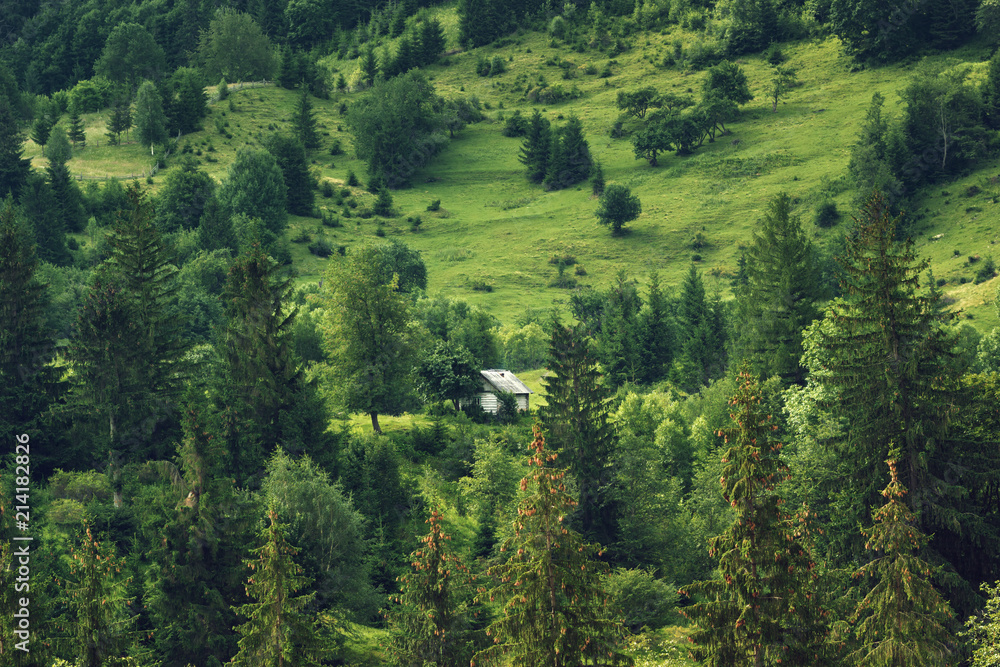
<box><xmin>848</xmin><ymin>459</ymin><xmax>955</xmax><ymax>666</ymax></box>
<box><xmin>596</xmin><ymin>271</ymin><xmax>643</xmax><ymax>387</ymax></box>
<box><xmin>681</xmin><ymin>370</ymin><xmax>828</xmax><ymax>666</ymax></box>
<box><xmin>543</xmin><ymin>115</ymin><xmax>592</xmax><ymax>191</ymax></box>
<box><xmin>46</xmin><ymin>128</ymin><xmax>87</xmax><ymax>234</ymax></box>
<box><xmin>0</xmin><ymin>93</ymin><xmax>30</xmax><ymax>198</ymax></box>
<box><xmin>67</xmin><ymin>103</ymin><xmax>87</xmax><ymax>147</ymax></box>
<box><xmin>418</xmin><ymin>19</ymin><xmax>447</xmax><ymax>64</ymax></box>
<box><xmin>292</xmin><ymin>88</ymin><xmax>321</xmax><ymax>150</ymax></box>
<box><xmin>105</xmin><ymin>98</ymin><xmax>132</xmax><ymax>146</ymax></box>
<box><xmin>541</xmin><ymin>321</ymin><xmax>617</xmax><ymax>545</ymax></box>
<box><xmin>359</xmin><ymin>44</ymin><xmax>379</xmax><ymax>88</ymax></box>
<box><xmin>155</xmin><ymin>154</ymin><xmax>216</xmax><ymax>232</ymax></box>
<box><xmin>197</xmin><ymin>196</ymin><xmax>238</xmax><ymax>254</ymax></box>
<box><xmin>640</xmin><ymin>271</ymin><xmax>675</xmax><ymax>384</ymax></box>
<box><xmin>230</xmin><ymin>508</ymin><xmax>324</xmax><ymax>667</ymax></box>
<box><xmin>814</xmin><ymin>190</ymin><xmax>960</xmax><ymax>558</ymax></box>
<box><xmin>474</xmin><ymin>426</ymin><xmax>632</xmax><ymax>667</ymax></box>
<box><xmin>386</xmin><ymin>509</ymin><xmax>473</xmax><ymax>667</ymax></box>
<box><xmin>0</xmin><ymin>199</ymin><xmax>64</xmax><ymax>449</ymax></box>
<box><xmin>20</xmin><ymin>172</ymin><xmax>71</xmax><ymax>266</ymax></box>
<box><xmin>263</xmin><ymin>133</ymin><xmax>315</xmax><ymax>217</ymax></box>
<box><xmin>673</xmin><ymin>264</ymin><xmax>721</xmax><ymax>391</ymax></box>
<box><xmin>165</xmin><ymin>66</ymin><xmax>208</xmax><ymax>135</ymax></box>
<box><xmin>518</xmin><ymin>109</ymin><xmax>551</xmax><ymax>184</ymax></box>
<box><xmin>733</xmin><ymin>192</ymin><xmax>820</xmax><ymax>385</ymax></box>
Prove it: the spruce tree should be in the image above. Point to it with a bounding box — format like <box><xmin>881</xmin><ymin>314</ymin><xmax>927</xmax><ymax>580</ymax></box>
<box><xmin>733</xmin><ymin>192</ymin><xmax>820</xmax><ymax>385</ymax></box>
<box><xmin>848</xmin><ymin>459</ymin><xmax>955</xmax><ymax>666</ymax></box>
<box><xmin>386</xmin><ymin>509</ymin><xmax>473</xmax><ymax>667</ymax></box>
<box><xmin>418</xmin><ymin>18</ymin><xmax>447</xmax><ymax>65</ymax></box>
<box><xmin>263</xmin><ymin>133</ymin><xmax>315</xmax><ymax>217</ymax></box>
<box><xmin>359</xmin><ymin>44</ymin><xmax>379</xmax><ymax>88</ymax></box>
<box><xmin>0</xmin><ymin>199</ymin><xmax>64</xmax><ymax>448</ymax></box>
<box><xmin>230</xmin><ymin>508</ymin><xmax>324</xmax><ymax>667</ymax></box>
<box><xmin>292</xmin><ymin>88</ymin><xmax>321</xmax><ymax>149</ymax></box>
<box><xmin>681</xmin><ymin>370</ymin><xmax>828</xmax><ymax>666</ymax></box>
<box><xmin>540</xmin><ymin>320</ymin><xmax>617</xmax><ymax>545</ymax></box>
<box><xmin>815</xmin><ymin>190</ymin><xmax>959</xmax><ymax>558</ymax></box>
<box><xmin>197</xmin><ymin>196</ymin><xmax>238</xmax><ymax>253</ymax></box>
<box><xmin>60</xmin><ymin>522</ymin><xmax>144</xmax><ymax>667</ymax></box>
<box><xmin>474</xmin><ymin>427</ymin><xmax>632</xmax><ymax>667</ymax></box>
<box><xmin>30</xmin><ymin>112</ymin><xmax>53</xmax><ymax>148</ymax></box>
<box><xmin>673</xmin><ymin>264</ymin><xmax>713</xmax><ymax>391</ymax></box>
<box><xmin>544</xmin><ymin>115</ymin><xmax>591</xmax><ymax>191</ymax></box>
<box><xmin>518</xmin><ymin>109</ymin><xmax>551</xmax><ymax>184</ymax></box>
<box><xmin>640</xmin><ymin>271</ymin><xmax>675</xmax><ymax>384</ymax></box>
<box><xmin>596</xmin><ymin>271</ymin><xmax>643</xmax><ymax>387</ymax></box>
<box><xmin>0</xmin><ymin>93</ymin><xmax>30</xmax><ymax>198</ymax></box>
<box><xmin>105</xmin><ymin>98</ymin><xmax>132</xmax><ymax>146</ymax></box>
<box><xmin>20</xmin><ymin>171</ymin><xmax>71</xmax><ymax>266</ymax></box>
<box><xmin>46</xmin><ymin>128</ymin><xmax>87</xmax><ymax>234</ymax></box>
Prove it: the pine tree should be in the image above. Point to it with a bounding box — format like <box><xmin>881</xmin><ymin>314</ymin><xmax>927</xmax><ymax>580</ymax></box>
<box><xmin>359</xmin><ymin>44</ymin><xmax>379</xmax><ymax>88</ymax></box>
<box><xmin>733</xmin><ymin>192</ymin><xmax>820</xmax><ymax>385</ymax></box>
<box><xmin>292</xmin><ymin>88</ymin><xmax>321</xmax><ymax>149</ymax></box>
<box><xmin>373</xmin><ymin>186</ymin><xmax>394</xmax><ymax>217</ymax></box>
<box><xmin>640</xmin><ymin>271</ymin><xmax>675</xmax><ymax>384</ymax></box>
<box><xmin>815</xmin><ymin>190</ymin><xmax>959</xmax><ymax>557</ymax></box>
<box><xmin>104</xmin><ymin>98</ymin><xmax>132</xmax><ymax>146</ymax></box>
<box><xmin>418</xmin><ymin>18</ymin><xmax>446</xmax><ymax>65</ymax></box>
<box><xmin>263</xmin><ymin>133</ymin><xmax>314</xmax><ymax>217</ymax></box>
<box><xmin>215</xmin><ymin>237</ymin><xmax>305</xmax><ymax>482</ymax></box>
<box><xmin>519</xmin><ymin>109</ymin><xmax>551</xmax><ymax>184</ymax></box>
<box><xmin>0</xmin><ymin>198</ymin><xmax>64</xmax><ymax>449</ymax></box>
<box><xmin>30</xmin><ymin>112</ymin><xmax>53</xmax><ymax>148</ymax></box>
<box><xmin>544</xmin><ymin>115</ymin><xmax>591</xmax><ymax>191</ymax></box>
<box><xmin>386</xmin><ymin>509</ymin><xmax>473</xmax><ymax>667</ymax></box>
<box><xmin>591</xmin><ymin>160</ymin><xmax>605</xmax><ymax>196</ymax></box>
<box><xmin>67</xmin><ymin>104</ymin><xmax>87</xmax><ymax>148</ymax></box>
<box><xmin>0</xmin><ymin>93</ymin><xmax>30</xmax><ymax>198</ymax></box>
<box><xmin>848</xmin><ymin>458</ymin><xmax>955</xmax><ymax>666</ymax></box>
<box><xmin>60</xmin><ymin>522</ymin><xmax>144</xmax><ymax>667</ymax></box>
<box><xmin>596</xmin><ymin>271</ymin><xmax>643</xmax><ymax>387</ymax></box>
<box><xmin>197</xmin><ymin>196</ymin><xmax>238</xmax><ymax>253</ymax></box>
<box><xmin>230</xmin><ymin>508</ymin><xmax>324</xmax><ymax>667</ymax></box>
<box><xmin>474</xmin><ymin>426</ymin><xmax>632</xmax><ymax>667</ymax></box>
<box><xmin>20</xmin><ymin>171</ymin><xmax>71</xmax><ymax>266</ymax></box>
<box><xmin>681</xmin><ymin>370</ymin><xmax>828</xmax><ymax>666</ymax></box>
<box><xmin>46</xmin><ymin>128</ymin><xmax>87</xmax><ymax>234</ymax></box>
<box><xmin>673</xmin><ymin>264</ymin><xmax>712</xmax><ymax>391</ymax></box>
<box><xmin>541</xmin><ymin>321</ymin><xmax>617</xmax><ymax>545</ymax></box>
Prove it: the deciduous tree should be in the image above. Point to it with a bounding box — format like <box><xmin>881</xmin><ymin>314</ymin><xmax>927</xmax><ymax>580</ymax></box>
<box><xmin>217</xmin><ymin>147</ymin><xmax>288</xmax><ymax>236</ymax></box>
<box><xmin>199</xmin><ymin>9</ymin><xmax>277</xmax><ymax>82</ymax></box>
<box><xmin>595</xmin><ymin>184</ymin><xmax>641</xmax><ymax>234</ymax></box>
<box><xmin>134</xmin><ymin>80</ymin><xmax>167</xmax><ymax>154</ymax></box>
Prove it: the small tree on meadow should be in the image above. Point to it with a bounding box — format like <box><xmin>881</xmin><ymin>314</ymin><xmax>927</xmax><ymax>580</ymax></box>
<box><xmin>293</xmin><ymin>88</ymin><xmax>321</xmax><ymax>150</ymax></box>
<box><xmin>596</xmin><ymin>184</ymin><xmax>641</xmax><ymax>235</ymax></box>
<box><xmin>473</xmin><ymin>426</ymin><xmax>632</xmax><ymax>667</ymax></box>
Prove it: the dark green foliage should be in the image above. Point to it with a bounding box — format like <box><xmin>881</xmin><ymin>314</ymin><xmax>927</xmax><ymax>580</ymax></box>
<box><xmin>640</xmin><ymin>271</ymin><xmax>675</xmax><ymax>383</ymax></box>
<box><xmin>67</xmin><ymin>104</ymin><xmax>86</xmax><ymax>147</ymax></box>
<box><xmin>682</xmin><ymin>371</ymin><xmax>828</xmax><ymax>665</ymax></box>
<box><xmin>985</xmin><ymin>49</ymin><xmax>1000</xmax><ymax>130</ymax></box>
<box><xmin>366</xmin><ymin>238</ymin><xmax>427</xmax><ymax>293</ymax></box>
<box><xmin>474</xmin><ymin>427</ymin><xmax>632</xmax><ymax>667</ymax></box>
<box><xmin>104</xmin><ymin>98</ymin><xmax>132</xmax><ymax>146</ymax></box>
<box><xmin>813</xmin><ymin>190</ymin><xmax>961</xmax><ymax>562</ymax></box>
<box><xmin>346</xmin><ymin>71</ymin><xmax>445</xmax><ymax>188</ymax></box>
<box><xmin>217</xmin><ymin>147</ymin><xmax>288</xmax><ymax>237</ymax></box>
<box><xmin>616</xmin><ymin>87</ymin><xmax>662</xmax><ymax>120</ymax></box>
<box><xmin>541</xmin><ymin>321</ymin><xmax>617</xmax><ymax>545</ymax></box>
<box><xmin>416</xmin><ymin>340</ymin><xmax>482</xmax><ymax>410</ymax></box>
<box><xmin>95</xmin><ymin>22</ymin><xmax>166</xmax><ymax>90</ymax></box>
<box><xmin>43</xmin><ymin>133</ymin><xmax>84</xmax><ymax>239</ymax></box>
<box><xmin>135</xmin><ymin>80</ymin><xmax>168</xmax><ymax>152</ymax></box>
<box><xmin>596</xmin><ymin>271</ymin><xmax>643</xmax><ymax>386</ymax></box>
<box><xmin>230</xmin><ymin>508</ymin><xmax>325</xmax><ymax>667</ymax></box>
<box><xmin>926</xmin><ymin>0</ymin><xmax>977</xmax><ymax>48</ymax></box>
<box><xmin>418</xmin><ymin>19</ymin><xmax>447</xmax><ymax>64</ymax></box>
<box><xmin>199</xmin><ymin>9</ymin><xmax>277</xmax><ymax>82</ymax></box>
<box><xmin>518</xmin><ymin>109</ymin><xmax>551</xmax><ymax>184</ymax></box>
<box><xmin>848</xmin><ymin>460</ymin><xmax>955</xmax><ymax>665</ymax></box>
<box><xmin>386</xmin><ymin>510</ymin><xmax>473</xmax><ymax>667</ymax></box>
<box><xmin>359</xmin><ymin>44</ymin><xmax>379</xmax><ymax>88</ymax></box>
<box><xmin>263</xmin><ymin>133</ymin><xmax>315</xmax><ymax>217</ymax></box>
<box><xmin>197</xmin><ymin>197</ymin><xmax>238</xmax><ymax>254</ymax></box>
<box><xmin>544</xmin><ymin>115</ymin><xmax>592</xmax><ymax>190</ymax></box>
<box><xmin>156</xmin><ymin>155</ymin><xmax>216</xmax><ymax>233</ymax></box>
<box><xmin>164</xmin><ymin>67</ymin><xmax>208</xmax><ymax>135</ymax></box>
<box><xmin>725</xmin><ymin>0</ymin><xmax>780</xmax><ymax>55</ymax></box>
<box><xmin>21</xmin><ymin>172</ymin><xmax>71</xmax><ymax>266</ymax></box>
<box><xmin>502</xmin><ymin>110</ymin><xmax>528</xmax><ymax>137</ymax></box>
<box><xmin>292</xmin><ymin>88</ymin><xmax>321</xmax><ymax>150</ymax></box>
<box><xmin>673</xmin><ymin>264</ymin><xmax>726</xmax><ymax>391</ymax></box>
<box><xmin>591</xmin><ymin>160</ymin><xmax>605</xmax><ymax>196</ymax></box>
<box><xmin>373</xmin><ymin>187</ymin><xmax>395</xmax><ymax>217</ymax></box>
<box><xmin>733</xmin><ymin>192</ymin><xmax>821</xmax><ymax>385</ymax></box>
<box><xmin>0</xmin><ymin>199</ymin><xmax>64</xmax><ymax>453</ymax></box>
<box><xmin>458</xmin><ymin>0</ymin><xmax>515</xmax><ymax>48</ymax></box>
<box><xmin>595</xmin><ymin>184</ymin><xmax>641</xmax><ymax>234</ymax></box>
<box><xmin>847</xmin><ymin>92</ymin><xmax>903</xmax><ymax>207</ymax></box>
<box><xmin>814</xmin><ymin>200</ymin><xmax>840</xmax><ymax>228</ymax></box>
<box><xmin>30</xmin><ymin>112</ymin><xmax>54</xmax><ymax>147</ymax></box>
<box><xmin>703</xmin><ymin>62</ymin><xmax>754</xmax><ymax>107</ymax></box>
<box><xmin>0</xmin><ymin>94</ymin><xmax>30</xmax><ymax>198</ymax></box>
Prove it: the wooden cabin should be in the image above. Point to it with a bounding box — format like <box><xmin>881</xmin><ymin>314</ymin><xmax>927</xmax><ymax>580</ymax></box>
<box><xmin>473</xmin><ymin>369</ymin><xmax>533</xmax><ymax>414</ymax></box>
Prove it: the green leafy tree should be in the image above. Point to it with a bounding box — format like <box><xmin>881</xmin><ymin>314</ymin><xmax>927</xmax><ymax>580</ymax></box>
<box><xmin>518</xmin><ymin>109</ymin><xmax>551</xmax><ymax>184</ymax></box>
<box><xmin>541</xmin><ymin>321</ymin><xmax>617</xmax><ymax>545</ymax></box>
<box><xmin>848</xmin><ymin>459</ymin><xmax>955</xmax><ymax>666</ymax></box>
<box><xmin>768</xmin><ymin>65</ymin><xmax>798</xmax><ymax>112</ymax></box>
<box><xmin>134</xmin><ymin>80</ymin><xmax>167</xmax><ymax>154</ymax></box>
<box><xmin>703</xmin><ymin>62</ymin><xmax>754</xmax><ymax>107</ymax></box>
<box><xmin>978</xmin><ymin>0</ymin><xmax>1000</xmax><ymax>38</ymax></box>
<box><xmin>199</xmin><ymin>9</ymin><xmax>277</xmax><ymax>82</ymax></box>
<box><xmin>217</xmin><ymin>147</ymin><xmax>288</xmax><ymax>236</ymax></box>
<box><xmin>345</xmin><ymin>71</ymin><xmax>444</xmax><ymax>187</ymax></box>
<box><xmin>963</xmin><ymin>579</ymin><xmax>1000</xmax><ymax>666</ymax></box>
<box><xmin>725</xmin><ymin>0</ymin><xmax>780</xmax><ymax>55</ymax></box>
<box><xmin>320</xmin><ymin>242</ymin><xmax>420</xmax><ymax>434</ymax></box>
<box><xmin>230</xmin><ymin>508</ymin><xmax>325</xmax><ymax>667</ymax></box>
<box><xmin>473</xmin><ymin>426</ymin><xmax>632</xmax><ymax>667</ymax></box>
<box><xmin>95</xmin><ymin>22</ymin><xmax>166</xmax><ymax>90</ymax></box>
<box><xmin>292</xmin><ymin>88</ymin><xmax>321</xmax><ymax>150</ymax></box>
<box><xmin>263</xmin><ymin>133</ymin><xmax>314</xmax><ymax>217</ymax></box>
<box><xmin>386</xmin><ymin>509</ymin><xmax>473</xmax><ymax>667</ymax></box>
<box><xmin>830</xmin><ymin>0</ymin><xmax>918</xmax><ymax>63</ymax></box>
<box><xmin>458</xmin><ymin>0</ymin><xmax>512</xmax><ymax>47</ymax></box>
<box><xmin>155</xmin><ymin>154</ymin><xmax>216</xmax><ymax>232</ymax></box>
<box><xmin>0</xmin><ymin>93</ymin><xmax>30</xmax><ymax>198</ymax></box>
<box><xmin>616</xmin><ymin>87</ymin><xmax>662</xmax><ymax>120</ymax></box>
<box><xmin>416</xmin><ymin>340</ymin><xmax>482</xmax><ymax>410</ymax></box>
<box><xmin>165</xmin><ymin>66</ymin><xmax>208</xmax><ymax>135</ymax></box>
<box><xmin>733</xmin><ymin>192</ymin><xmax>820</xmax><ymax>385</ymax></box>
<box><xmin>681</xmin><ymin>370</ymin><xmax>828</xmax><ymax>666</ymax></box>
<box><xmin>985</xmin><ymin>49</ymin><xmax>1000</xmax><ymax>130</ymax></box>
<box><xmin>595</xmin><ymin>184</ymin><xmax>641</xmax><ymax>234</ymax></box>
<box><xmin>198</xmin><ymin>196</ymin><xmax>239</xmax><ymax>254</ymax></box>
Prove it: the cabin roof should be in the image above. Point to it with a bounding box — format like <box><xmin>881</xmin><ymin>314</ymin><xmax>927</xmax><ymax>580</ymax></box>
<box><xmin>481</xmin><ymin>369</ymin><xmax>533</xmax><ymax>395</ymax></box>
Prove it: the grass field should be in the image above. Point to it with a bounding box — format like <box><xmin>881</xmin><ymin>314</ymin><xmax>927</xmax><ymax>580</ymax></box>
<box><xmin>54</xmin><ymin>4</ymin><xmax>1000</xmax><ymax>335</ymax></box>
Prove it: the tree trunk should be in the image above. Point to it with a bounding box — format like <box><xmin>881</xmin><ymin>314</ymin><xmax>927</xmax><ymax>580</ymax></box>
<box><xmin>370</xmin><ymin>412</ymin><xmax>382</xmax><ymax>435</ymax></box>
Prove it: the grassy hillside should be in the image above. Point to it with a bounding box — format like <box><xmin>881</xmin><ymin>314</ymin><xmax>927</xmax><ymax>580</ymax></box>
<box><xmin>38</xmin><ymin>6</ymin><xmax>1000</xmax><ymax>333</ymax></box>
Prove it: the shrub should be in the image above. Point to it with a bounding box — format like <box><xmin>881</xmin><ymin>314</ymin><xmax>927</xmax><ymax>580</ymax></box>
<box><xmin>308</xmin><ymin>236</ymin><xmax>334</xmax><ymax>257</ymax></box>
<box><xmin>292</xmin><ymin>228</ymin><xmax>312</xmax><ymax>243</ymax></box>
<box><xmin>605</xmin><ymin>569</ymin><xmax>678</xmax><ymax>632</ymax></box>
<box><xmin>692</xmin><ymin>253</ymin><xmax>702</xmax><ymax>262</ymax></box>
<box><xmin>329</xmin><ymin>139</ymin><xmax>343</xmax><ymax>155</ymax></box>
<box><xmin>346</xmin><ymin>170</ymin><xmax>359</xmax><ymax>187</ymax></box>
<box><xmin>427</xmin><ymin>199</ymin><xmax>441</xmax><ymax>211</ymax></box>
<box><xmin>502</xmin><ymin>110</ymin><xmax>529</xmax><ymax>137</ymax></box>
<box><xmin>766</xmin><ymin>43</ymin><xmax>787</xmax><ymax>65</ymax></box>
<box><xmin>321</xmin><ymin>181</ymin><xmax>335</xmax><ymax>198</ymax></box>
<box><xmin>814</xmin><ymin>200</ymin><xmax>840</xmax><ymax>227</ymax></box>
<box><xmin>975</xmin><ymin>256</ymin><xmax>997</xmax><ymax>284</ymax></box>
<box><xmin>469</xmin><ymin>279</ymin><xmax>494</xmax><ymax>292</ymax></box>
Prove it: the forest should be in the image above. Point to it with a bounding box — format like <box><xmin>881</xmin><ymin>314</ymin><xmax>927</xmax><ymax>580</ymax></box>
<box><xmin>2</xmin><ymin>0</ymin><xmax>1000</xmax><ymax>665</ymax></box>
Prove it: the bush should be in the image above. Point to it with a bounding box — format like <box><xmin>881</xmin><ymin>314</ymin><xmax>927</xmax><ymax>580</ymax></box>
<box><xmin>975</xmin><ymin>256</ymin><xmax>997</xmax><ymax>284</ymax></box>
<box><xmin>321</xmin><ymin>181</ymin><xmax>335</xmax><ymax>198</ymax></box>
<box><xmin>476</xmin><ymin>55</ymin><xmax>508</xmax><ymax>77</ymax></box>
<box><xmin>766</xmin><ymin>43</ymin><xmax>787</xmax><ymax>65</ymax></box>
<box><xmin>427</xmin><ymin>199</ymin><xmax>441</xmax><ymax>211</ymax></box>
<box><xmin>308</xmin><ymin>236</ymin><xmax>334</xmax><ymax>257</ymax></box>
<box><xmin>502</xmin><ymin>110</ymin><xmax>529</xmax><ymax>137</ymax></box>
<box><xmin>605</xmin><ymin>569</ymin><xmax>678</xmax><ymax>632</ymax></box>
<box><xmin>814</xmin><ymin>200</ymin><xmax>840</xmax><ymax>228</ymax></box>
<box><xmin>329</xmin><ymin>139</ymin><xmax>343</xmax><ymax>156</ymax></box>
<box><xmin>469</xmin><ymin>279</ymin><xmax>494</xmax><ymax>292</ymax></box>
<box><xmin>346</xmin><ymin>170</ymin><xmax>359</xmax><ymax>187</ymax></box>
